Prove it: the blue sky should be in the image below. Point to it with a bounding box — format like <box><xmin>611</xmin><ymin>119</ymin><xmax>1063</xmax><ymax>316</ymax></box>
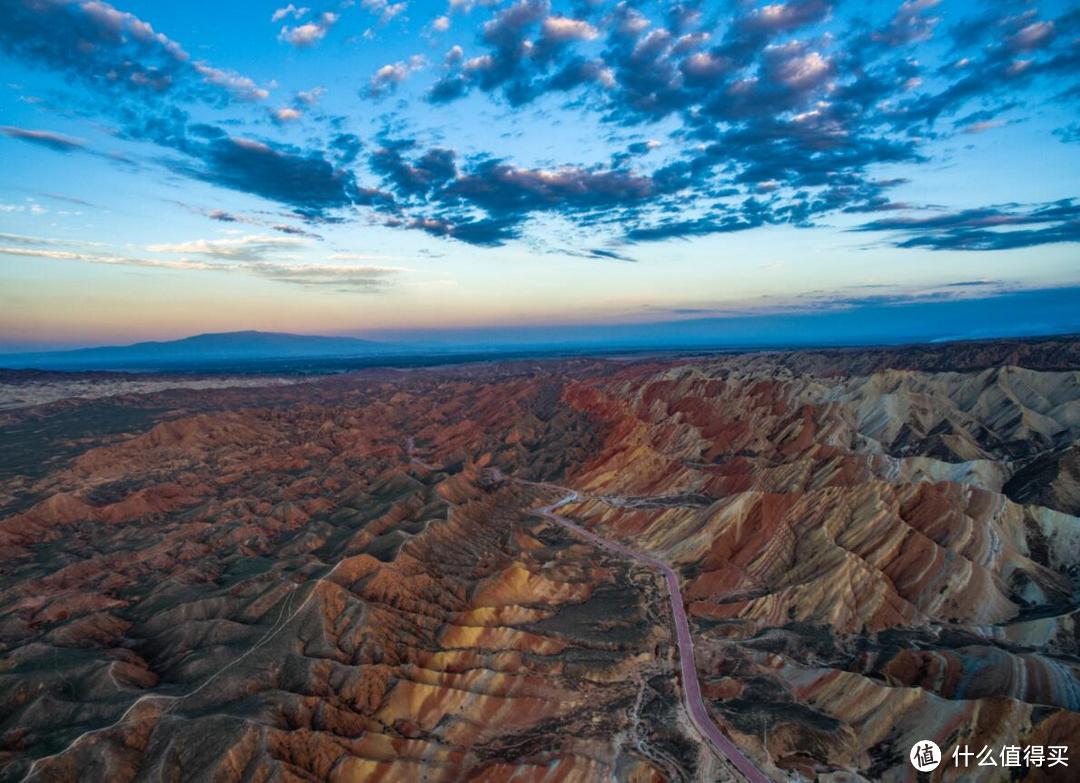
<box><xmin>0</xmin><ymin>0</ymin><xmax>1078</xmax><ymax>350</ymax></box>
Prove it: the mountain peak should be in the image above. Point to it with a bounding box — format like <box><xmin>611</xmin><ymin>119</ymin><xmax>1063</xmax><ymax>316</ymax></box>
<box><xmin>0</xmin><ymin>331</ymin><xmax>396</xmax><ymax>370</ymax></box>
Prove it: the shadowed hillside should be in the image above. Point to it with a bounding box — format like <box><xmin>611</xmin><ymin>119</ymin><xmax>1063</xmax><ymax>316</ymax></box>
<box><xmin>1</xmin><ymin>338</ymin><xmax>1079</xmax><ymax>782</ymax></box>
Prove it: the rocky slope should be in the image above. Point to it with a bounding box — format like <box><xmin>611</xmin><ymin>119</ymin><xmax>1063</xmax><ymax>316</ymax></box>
<box><xmin>554</xmin><ymin>357</ymin><xmax>1080</xmax><ymax>781</ymax></box>
<box><xmin>1</xmin><ymin>340</ymin><xmax>1078</xmax><ymax>782</ymax></box>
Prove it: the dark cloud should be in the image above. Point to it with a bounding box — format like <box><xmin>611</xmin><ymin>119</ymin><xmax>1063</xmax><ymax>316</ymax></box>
<box><xmin>871</xmin><ymin>0</ymin><xmax>940</xmax><ymax>48</ymax></box>
<box><xmin>554</xmin><ymin>245</ymin><xmax>637</xmax><ymax>261</ymax></box>
<box><xmin>478</xmin><ymin>0</ymin><xmax>549</xmax><ymax>74</ymax></box>
<box><xmin>948</xmin><ymin>7</ymin><xmax>1010</xmax><ymax>51</ymax></box>
<box><xmin>626</xmin><ymin>207</ymin><xmax>767</xmax><ymax>242</ymax></box>
<box><xmin>176</xmin><ymin>136</ymin><xmax>359</xmax><ymax>216</ymax></box>
<box><xmin>0</xmin><ymin>0</ymin><xmax>266</xmax><ymax>104</ymax></box>
<box><xmin>0</xmin><ymin>125</ymin><xmax>85</xmax><ymax>152</ymax></box>
<box><xmin>428</xmin><ymin>0</ymin><xmax>611</xmax><ymax>105</ymax></box>
<box><xmin>39</xmin><ymin>192</ymin><xmax>97</xmax><ymax>208</ymax></box>
<box><xmin>1</xmin><ymin>124</ymin><xmax>142</xmax><ymax>171</ymax></box>
<box><xmin>368</xmin><ymin>97</ymin><xmax>919</xmax><ymax>246</ymax></box>
<box><xmin>626</xmin><ymin>140</ymin><xmax>661</xmax><ymax>156</ymax></box>
<box><xmin>329</xmin><ymin>133</ymin><xmax>363</xmax><ymax>165</ymax></box>
<box><xmin>415</xmin><ymin>0</ymin><xmax>1079</xmax><ymax>249</ymax></box>
<box><xmin>546</xmin><ymin>57</ymin><xmax>613</xmax><ymax>92</ymax></box>
<box><xmin>886</xmin><ymin>7</ymin><xmax>1076</xmax><ymax>130</ymax></box>
<box><xmin>665</xmin><ymin>2</ymin><xmax>703</xmax><ymax>36</ymax></box>
<box><xmin>360</xmin><ymin>138</ymin><xmax>696</xmax><ymax>246</ymax></box>
<box><xmin>585</xmin><ymin>248</ymin><xmax>635</xmax><ymax>261</ymax></box>
<box><xmin>446</xmin><ymin>160</ymin><xmax>656</xmax><ymax>212</ymax></box>
<box><xmin>1055</xmin><ymin>123</ymin><xmax>1080</xmax><ymax>144</ymax></box>
<box><xmin>424</xmin><ymin>2</ymin><xmax>867</xmax><ymax>244</ymax></box>
<box><xmin>371</xmin><ymin>144</ymin><xmax>457</xmax><ymax>195</ymax></box>
<box><xmin>271</xmin><ymin>223</ymin><xmax>321</xmax><ymax>238</ymax></box>
<box><xmin>407</xmin><ymin>215</ymin><xmax>521</xmax><ymax>246</ymax></box>
<box><xmin>795</xmin><ymin>285</ymin><xmax>1016</xmax><ymax>309</ymax></box>
<box><xmin>176</xmin><ymin>202</ymin><xmax>324</xmax><ymax>238</ymax></box>
<box><xmin>854</xmin><ymin>199</ymin><xmax>1080</xmax><ymax>251</ymax></box>
<box><xmin>428</xmin><ymin>73</ymin><xmax>469</xmax><ymax>103</ymax></box>
<box><xmin>112</xmin><ymin>104</ymin><xmax>360</xmax><ymax>218</ymax></box>
<box><xmin>944</xmin><ymin>279</ymin><xmax>1002</xmax><ymax>288</ymax></box>
<box><xmin>427</xmin><ymin>0</ymin><xmax>552</xmax><ymax>104</ymax></box>
<box><xmin>718</xmin><ymin>0</ymin><xmax>833</xmax><ymax>60</ymax></box>
<box><xmin>0</xmin><ymin>4</ymin><xmax>373</xmax><ymax>222</ymax></box>
<box><xmin>2</xmin><ymin>0</ymin><xmax>1077</xmax><ymax>254</ymax></box>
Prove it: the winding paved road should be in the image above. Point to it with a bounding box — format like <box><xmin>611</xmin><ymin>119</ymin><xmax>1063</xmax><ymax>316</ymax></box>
<box><xmin>535</xmin><ymin>492</ymin><xmax>772</xmax><ymax>783</ymax></box>
<box><xmin>407</xmin><ymin>444</ymin><xmax>770</xmax><ymax>781</ymax></box>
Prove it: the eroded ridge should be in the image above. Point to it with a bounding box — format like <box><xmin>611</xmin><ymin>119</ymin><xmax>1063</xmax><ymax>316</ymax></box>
<box><xmin>1</xmin><ymin>341</ymin><xmax>1079</xmax><ymax>781</ymax></box>
<box><xmin>530</xmin><ymin>488</ymin><xmax>770</xmax><ymax>783</ymax></box>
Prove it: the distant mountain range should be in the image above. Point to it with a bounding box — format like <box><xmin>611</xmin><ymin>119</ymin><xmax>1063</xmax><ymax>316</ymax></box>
<box><xmin>0</xmin><ymin>331</ymin><xmax>408</xmax><ymax>370</ymax></box>
<box><xmin>5</xmin><ymin>285</ymin><xmax>1080</xmax><ymax>371</ymax></box>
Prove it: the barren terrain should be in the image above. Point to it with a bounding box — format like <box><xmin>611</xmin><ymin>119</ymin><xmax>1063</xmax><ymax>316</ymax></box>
<box><xmin>1</xmin><ymin>337</ymin><xmax>1078</xmax><ymax>782</ymax></box>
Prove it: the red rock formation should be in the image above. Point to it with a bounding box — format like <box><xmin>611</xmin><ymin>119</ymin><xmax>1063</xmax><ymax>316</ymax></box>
<box><xmin>1</xmin><ymin>339</ymin><xmax>1078</xmax><ymax>781</ymax></box>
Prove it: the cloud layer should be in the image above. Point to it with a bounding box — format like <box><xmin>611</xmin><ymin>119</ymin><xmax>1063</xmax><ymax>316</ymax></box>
<box><xmin>1</xmin><ymin>0</ymin><xmax>1078</xmax><ymax>255</ymax></box>
<box><xmin>0</xmin><ymin>233</ymin><xmax>404</xmax><ymax>290</ymax></box>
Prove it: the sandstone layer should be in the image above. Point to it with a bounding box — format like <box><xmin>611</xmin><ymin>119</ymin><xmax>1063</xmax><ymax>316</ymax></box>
<box><xmin>1</xmin><ymin>340</ymin><xmax>1078</xmax><ymax>782</ymax></box>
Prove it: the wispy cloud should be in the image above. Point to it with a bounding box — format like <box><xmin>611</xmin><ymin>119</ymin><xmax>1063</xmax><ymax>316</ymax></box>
<box><xmin>853</xmin><ymin>199</ymin><xmax>1080</xmax><ymax>251</ymax></box>
<box><xmin>362</xmin><ymin>0</ymin><xmax>408</xmax><ymax>28</ymax></box>
<box><xmin>170</xmin><ymin>203</ymin><xmax>321</xmax><ymax>239</ymax></box>
<box><xmin>1</xmin><ymin>245</ymin><xmax>221</xmax><ymax>271</ymax></box>
<box><xmin>0</xmin><ymin>232</ymin><xmax>86</xmax><ymax>246</ymax></box>
<box><xmin>329</xmin><ymin>251</ymin><xmax>402</xmax><ymax>262</ymax></box>
<box><xmin>272</xmin><ymin>4</ymin><xmax>309</xmax><ymax>23</ymax></box>
<box><xmin>646</xmin><ymin>279</ymin><xmax>1021</xmax><ymax>321</ymax></box>
<box><xmin>1</xmin><ymin>126</ymin><xmax>85</xmax><ymax>152</ymax></box>
<box><xmin>146</xmin><ymin>234</ymin><xmax>306</xmax><ymax>261</ymax></box>
<box><xmin>250</xmin><ymin>263</ymin><xmax>404</xmax><ymax>288</ymax></box>
<box><xmin>0</xmin><ymin>244</ymin><xmax>404</xmax><ymax>290</ymax></box>
<box><xmin>0</xmin><ymin>201</ymin><xmax>48</xmax><ymax>215</ymax></box>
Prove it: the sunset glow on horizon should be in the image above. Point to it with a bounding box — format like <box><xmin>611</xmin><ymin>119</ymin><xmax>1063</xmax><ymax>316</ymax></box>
<box><xmin>2</xmin><ymin>0</ymin><xmax>1079</xmax><ymax>350</ymax></box>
